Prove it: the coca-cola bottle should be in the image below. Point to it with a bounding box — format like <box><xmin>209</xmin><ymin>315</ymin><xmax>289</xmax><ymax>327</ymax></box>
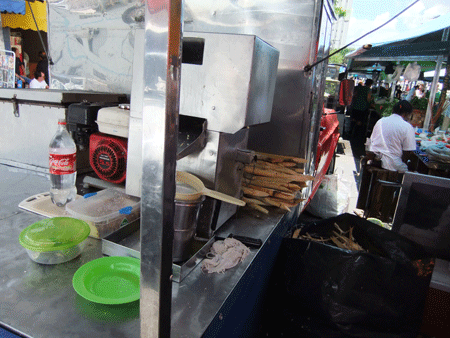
<box><xmin>49</xmin><ymin>119</ymin><xmax>77</xmax><ymax>206</ymax></box>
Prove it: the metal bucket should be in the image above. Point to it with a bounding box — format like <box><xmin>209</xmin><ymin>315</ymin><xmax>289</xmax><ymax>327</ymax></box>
<box><xmin>173</xmin><ymin>196</ymin><xmax>204</xmax><ymax>262</ymax></box>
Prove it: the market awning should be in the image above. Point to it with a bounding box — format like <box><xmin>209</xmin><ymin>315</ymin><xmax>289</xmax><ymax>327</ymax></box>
<box><xmin>0</xmin><ymin>0</ymin><xmax>25</xmax><ymax>15</ymax></box>
<box><xmin>1</xmin><ymin>0</ymin><xmax>47</xmax><ymax>32</ymax></box>
<box><xmin>345</xmin><ymin>12</ymin><xmax>450</xmax><ymax>131</ymax></box>
<box><xmin>346</xmin><ymin>13</ymin><xmax>450</xmax><ymax>67</ymax></box>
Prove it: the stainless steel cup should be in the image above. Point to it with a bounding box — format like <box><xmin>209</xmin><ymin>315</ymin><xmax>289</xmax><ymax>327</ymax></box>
<box><xmin>172</xmin><ymin>196</ymin><xmax>204</xmax><ymax>262</ymax></box>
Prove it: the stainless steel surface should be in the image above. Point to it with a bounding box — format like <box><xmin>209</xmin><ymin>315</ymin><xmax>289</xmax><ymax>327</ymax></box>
<box><xmin>177</xmin><ymin>129</ymin><xmax>249</xmax><ymax>236</ymax></box>
<box><xmin>180</xmin><ymin>0</ymin><xmax>333</xmax><ymax>166</ymax></box>
<box><xmin>47</xmin><ymin>0</ymin><xmax>143</xmax><ymax>92</ymax></box>
<box><xmin>0</xmin><ymin>165</ymin><xmax>140</xmax><ymax>338</ymax></box>
<box><xmin>180</xmin><ymin>32</ymin><xmax>279</xmax><ymax>134</ymax></box>
<box><xmin>0</xmin><ymin>90</ymin><xmax>126</xmax><ymax>173</ymax></box>
<box><xmin>45</xmin><ymin>0</ymin><xmax>332</xmax><ymax>172</ymax></box>
<box><xmin>1</xmin><ymin>165</ymin><xmax>296</xmax><ymax>337</ymax></box>
<box><xmin>44</xmin><ymin>0</ymin><xmax>332</xmax><ymax>240</ymax></box>
<box><xmin>125</xmin><ymin>29</ymin><xmax>144</xmax><ymax>197</ymax></box>
<box><xmin>0</xmin><ymin>102</ymin><xmax>65</xmax><ymax>171</ymax></box>
<box><xmin>173</xmin><ymin>197</ymin><xmax>204</xmax><ymax>262</ymax></box>
<box><xmin>306</xmin><ymin>1</ymin><xmax>334</xmax><ymax>175</ymax></box>
<box><xmin>102</xmin><ymin>220</ymin><xmax>216</xmax><ymax>283</ymax></box>
<box><xmin>140</xmin><ymin>1</ymin><xmax>181</xmax><ymax>337</ymax></box>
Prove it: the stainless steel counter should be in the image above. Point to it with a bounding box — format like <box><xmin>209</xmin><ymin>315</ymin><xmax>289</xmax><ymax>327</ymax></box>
<box><xmin>0</xmin><ymin>164</ymin><xmax>296</xmax><ymax>338</ymax></box>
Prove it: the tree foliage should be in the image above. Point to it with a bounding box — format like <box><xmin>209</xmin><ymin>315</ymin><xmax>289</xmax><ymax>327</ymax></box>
<box><xmin>333</xmin><ymin>0</ymin><xmax>347</xmax><ymax>18</ymax></box>
<box><xmin>329</xmin><ymin>48</ymin><xmax>353</xmax><ymax>65</ymax></box>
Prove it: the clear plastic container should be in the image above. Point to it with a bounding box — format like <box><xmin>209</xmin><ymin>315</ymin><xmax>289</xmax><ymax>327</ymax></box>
<box><xmin>19</xmin><ymin>217</ymin><xmax>90</xmax><ymax>264</ymax></box>
<box><xmin>65</xmin><ymin>188</ymin><xmax>141</xmax><ymax>239</ymax></box>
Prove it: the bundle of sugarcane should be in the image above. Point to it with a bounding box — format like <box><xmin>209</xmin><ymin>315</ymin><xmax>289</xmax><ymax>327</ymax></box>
<box><xmin>241</xmin><ymin>152</ymin><xmax>314</xmax><ymax>214</ymax></box>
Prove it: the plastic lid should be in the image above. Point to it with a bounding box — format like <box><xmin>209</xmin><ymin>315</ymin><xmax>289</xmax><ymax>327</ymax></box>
<box><xmin>65</xmin><ymin>188</ymin><xmax>140</xmax><ymax>222</ymax></box>
<box><xmin>19</xmin><ymin>217</ymin><xmax>90</xmax><ymax>252</ymax></box>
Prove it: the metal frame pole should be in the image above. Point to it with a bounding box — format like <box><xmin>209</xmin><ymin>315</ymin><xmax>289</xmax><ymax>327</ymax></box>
<box><xmin>140</xmin><ymin>1</ymin><xmax>183</xmax><ymax>337</ymax></box>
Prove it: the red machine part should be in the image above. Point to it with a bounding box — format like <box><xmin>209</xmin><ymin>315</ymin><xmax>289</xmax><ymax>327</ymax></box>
<box><xmin>89</xmin><ymin>132</ymin><xmax>128</xmax><ymax>184</ymax></box>
<box><xmin>303</xmin><ymin>108</ymin><xmax>340</xmax><ymax>209</ymax></box>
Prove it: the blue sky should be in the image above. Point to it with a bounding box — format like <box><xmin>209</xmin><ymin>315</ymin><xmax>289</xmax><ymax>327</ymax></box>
<box><xmin>345</xmin><ymin>0</ymin><xmax>450</xmax><ymax>46</ymax></box>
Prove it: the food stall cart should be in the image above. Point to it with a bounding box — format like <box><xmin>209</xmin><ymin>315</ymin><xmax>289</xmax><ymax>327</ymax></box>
<box><xmin>0</xmin><ymin>0</ymin><xmax>337</xmax><ymax>337</ymax></box>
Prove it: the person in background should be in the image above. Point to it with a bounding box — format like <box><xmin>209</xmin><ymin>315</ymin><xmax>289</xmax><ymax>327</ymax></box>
<box><xmin>367</xmin><ymin>100</ymin><xmax>416</xmax><ymax>173</ymax></box>
<box><xmin>29</xmin><ymin>70</ymin><xmax>49</xmax><ymax>89</ymax></box>
<box><xmin>406</xmin><ymin>85</ymin><xmax>418</xmax><ymax>101</ymax></box>
<box><xmin>379</xmin><ymin>83</ymin><xmax>389</xmax><ymax>97</ymax></box>
<box><xmin>36</xmin><ymin>51</ymin><xmax>49</xmax><ymax>86</ymax></box>
<box><xmin>395</xmin><ymin>85</ymin><xmax>402</xmax><ymax>99</ymax></box>
<box><xmin>350</xmin><ymin>78</ymin><xmax>373</xmax><ymax>141</ymax></box>
<box><xmin>23</xmin><ymin>51</ymin><xmax>30</xmax><ymax>78</ymax></box>
<box><xmin>415</xmin><ymin>84</ymin><xmax>425</xmax><ymax>99</ymax></box>
<box><xmin>12</xmin><ymin>47</ymin><xmax>31</xmax><ymax>87</ymax></box>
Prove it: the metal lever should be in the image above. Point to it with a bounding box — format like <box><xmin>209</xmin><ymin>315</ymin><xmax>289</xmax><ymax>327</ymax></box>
<box><xmin>216</xmin><ymin>234</ymin><xmax>263</xmax><ymax>248</ymax></box>
<box><xmin>12</xmin><ymin>94</ymin><xmax>19</xmax><ymax>117</ymax></box>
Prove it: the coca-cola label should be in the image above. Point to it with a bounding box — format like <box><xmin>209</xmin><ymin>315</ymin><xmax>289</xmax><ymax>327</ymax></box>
<box><xmin>49</xmin><ymin>153</ymin><xmax>76</xmax><ymax>175</ymax></box>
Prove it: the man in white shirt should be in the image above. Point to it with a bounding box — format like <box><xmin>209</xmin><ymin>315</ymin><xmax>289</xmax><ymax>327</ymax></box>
<box><xmin>29</xmin><ymin>70</ymin><xmax>49</xmax><ymax>89</ymax></box>
<box><xmin>368</xmin><ymin>100</ymin><xmax>416</xmax><ymax>173</ymax></box>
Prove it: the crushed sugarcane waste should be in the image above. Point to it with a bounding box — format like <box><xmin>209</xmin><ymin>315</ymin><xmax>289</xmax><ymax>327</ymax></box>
<box><xmin>241</xmin><ymin>152</ymin><xmax>314</xmax><ymax>214</ymax></box>
<box><xmin>292</xmin><ymin>223</ymin><xmax>365</xmax><ymax>252</ymax></box>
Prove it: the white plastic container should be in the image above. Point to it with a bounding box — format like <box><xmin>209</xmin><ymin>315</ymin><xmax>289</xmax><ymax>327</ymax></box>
<box><xmin>65</xmin><ymin>188</ymin><xmax>140</xmax><ymax>239</ymax></box>
<box><xmin>96</xmin><ymin>104</ymin><xmax>130</xmax><ymax>138</ymax></box>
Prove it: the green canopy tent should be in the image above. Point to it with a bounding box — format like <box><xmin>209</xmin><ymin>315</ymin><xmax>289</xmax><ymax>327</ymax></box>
<box><xmin>346</xmin><ymin>13</ymin><xmax>450</xmax><ymax>129</ymax></box>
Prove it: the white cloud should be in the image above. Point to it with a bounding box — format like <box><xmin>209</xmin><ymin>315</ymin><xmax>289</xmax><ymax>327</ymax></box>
<box><xmin>400</xmin><ymin>1</ymin><xmax>426</xmax><ymax>30</ymax></box>
<box><xmin>423</xmin><ymin>4</ymin><xmax>450</xmax><ymax>20</ymax></box>
<box><xmin>346</xmin><ymin>12</ymin><xmax>400</xmax><ymax>47</ymax></box>
<box><xmin>345</xmin><ymin>0</ymin><xmax>450</xmax><ymax>47</ymax></box>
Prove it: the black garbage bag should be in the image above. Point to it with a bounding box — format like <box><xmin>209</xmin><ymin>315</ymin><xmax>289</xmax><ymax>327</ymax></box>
<box><xmin>267</xmin><ymin>213</ymin><xmax>434</xmax><ymax>338</ymax></box>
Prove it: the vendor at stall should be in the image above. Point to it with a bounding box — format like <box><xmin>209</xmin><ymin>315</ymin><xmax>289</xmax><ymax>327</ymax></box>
<box><xmin>367</xmin><ymin>100</ymin><xmax>416</xmax><ymax>173</ymax></box>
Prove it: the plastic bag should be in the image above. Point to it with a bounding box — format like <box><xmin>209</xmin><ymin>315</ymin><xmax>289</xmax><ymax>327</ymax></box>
<box><xmin>307</xmin><ymin>170</ymin><xmax>352</xmax><ymax>218</ymax></box>
<box><xmin>403</xmin><ymin>62</ymin><xmax>421</xmax><ymax>82</ymax></box>
<box><xmin>265</xmin><ymin>213</ymin><xmax>434</xmax><ymax>338</ymax></box>
<box><xmin>386</xmin><ymin>65</ymin><xmax>404</xmax><ymax>83</ymax></box>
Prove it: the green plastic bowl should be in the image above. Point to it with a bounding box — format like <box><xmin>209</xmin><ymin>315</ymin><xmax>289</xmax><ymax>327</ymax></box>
<box><xmin>73</xmin><ymin>256</ymin><xmax>140</xmax><ymax>305</ymax></box>
<box><xmin>19</xmin><ymin>217</ymin><xmax>90</xmax><ymax>264</ymax></box>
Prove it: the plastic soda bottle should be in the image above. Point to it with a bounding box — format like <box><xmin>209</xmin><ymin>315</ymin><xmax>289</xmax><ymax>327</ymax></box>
<box><xmin>49</xmin><ymin>119</ymin><xmax>77</xmax><ymax>206</ymax></box>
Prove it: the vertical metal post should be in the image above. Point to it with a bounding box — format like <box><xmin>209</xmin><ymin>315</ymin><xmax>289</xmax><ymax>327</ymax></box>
<box><xmin>423</xmin><ymin>56</ymin><xmax>443</xmax><ymax>130</ymax></box>
<box><xmin>140</xmin><ymin>1</ymin><xmax>183</xmax><ymax>337</ymax></box>
<box><xmin>424</xmin><ymin>27</ymin><xmax>449</xmax><ymax>130</ymax></box>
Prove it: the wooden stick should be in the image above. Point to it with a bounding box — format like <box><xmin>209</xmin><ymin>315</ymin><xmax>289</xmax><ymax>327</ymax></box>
<box><xmin>242</xmin><ymin>196</ymin><xmax>269</xmax><ymax>206</ymax></box>
<box><xmin>243</xmin><ymin>174</ymin><xmax>294</xmax><ymax>184</ymax></box>
<box><xmin>255</xmin><ymin>161</ymin><xmax>299</xmax><ymax>175</ymax></box>
<box><xmin>280</xmin><ymin>198</ymin><xmax>304</xmax><ymax>207</ymax></box>
<box><xmin>243</xmin><ymin>183</ymin><xmax>276</xmax><ymax>196</ymax></box>
<box><xmin>248</xmin><ymin>162</ymin><xmax>299</xmax><ymax>176</ymax></box>
<box><xmin>281</xmin><ymin>182</ymin><xmax>306</xmax><ymax>190</ymax></box>
<box><xmin>263</xmin><ymin>197</ymin><xmax>291</xmax><ymax>212</ymax></box>
<box><xmin>242</xmin><ymin>186</ymin><xmax>270</xmax><ymax>197</ymax></box>
<box><xmin>244</xmin><ymin>166</ymin><xmax>314</xmax><ymax>181</ymax></box>
<box><xmin>254</xmin><ymin>151</ymin><xmax>307</xmax><ymax>163</ymax></box>
<box><xmin>242</xmin><ymin>178</ymin><xmax>292</xmax><ymax>192</ymax></box>
<box><xmin>278</xmin><ymin>162</ymin><xmax>297</xmax><ymax>167</ymax></box>
<box><xmin>273</xmin><ymin>191</ymin><xmax>296</xmax><ymax>201</ymax></box>
<box><xmin>248</xmin><ymin>203</ymin><xmax>269</xmax><ymax>214</ymax></box>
